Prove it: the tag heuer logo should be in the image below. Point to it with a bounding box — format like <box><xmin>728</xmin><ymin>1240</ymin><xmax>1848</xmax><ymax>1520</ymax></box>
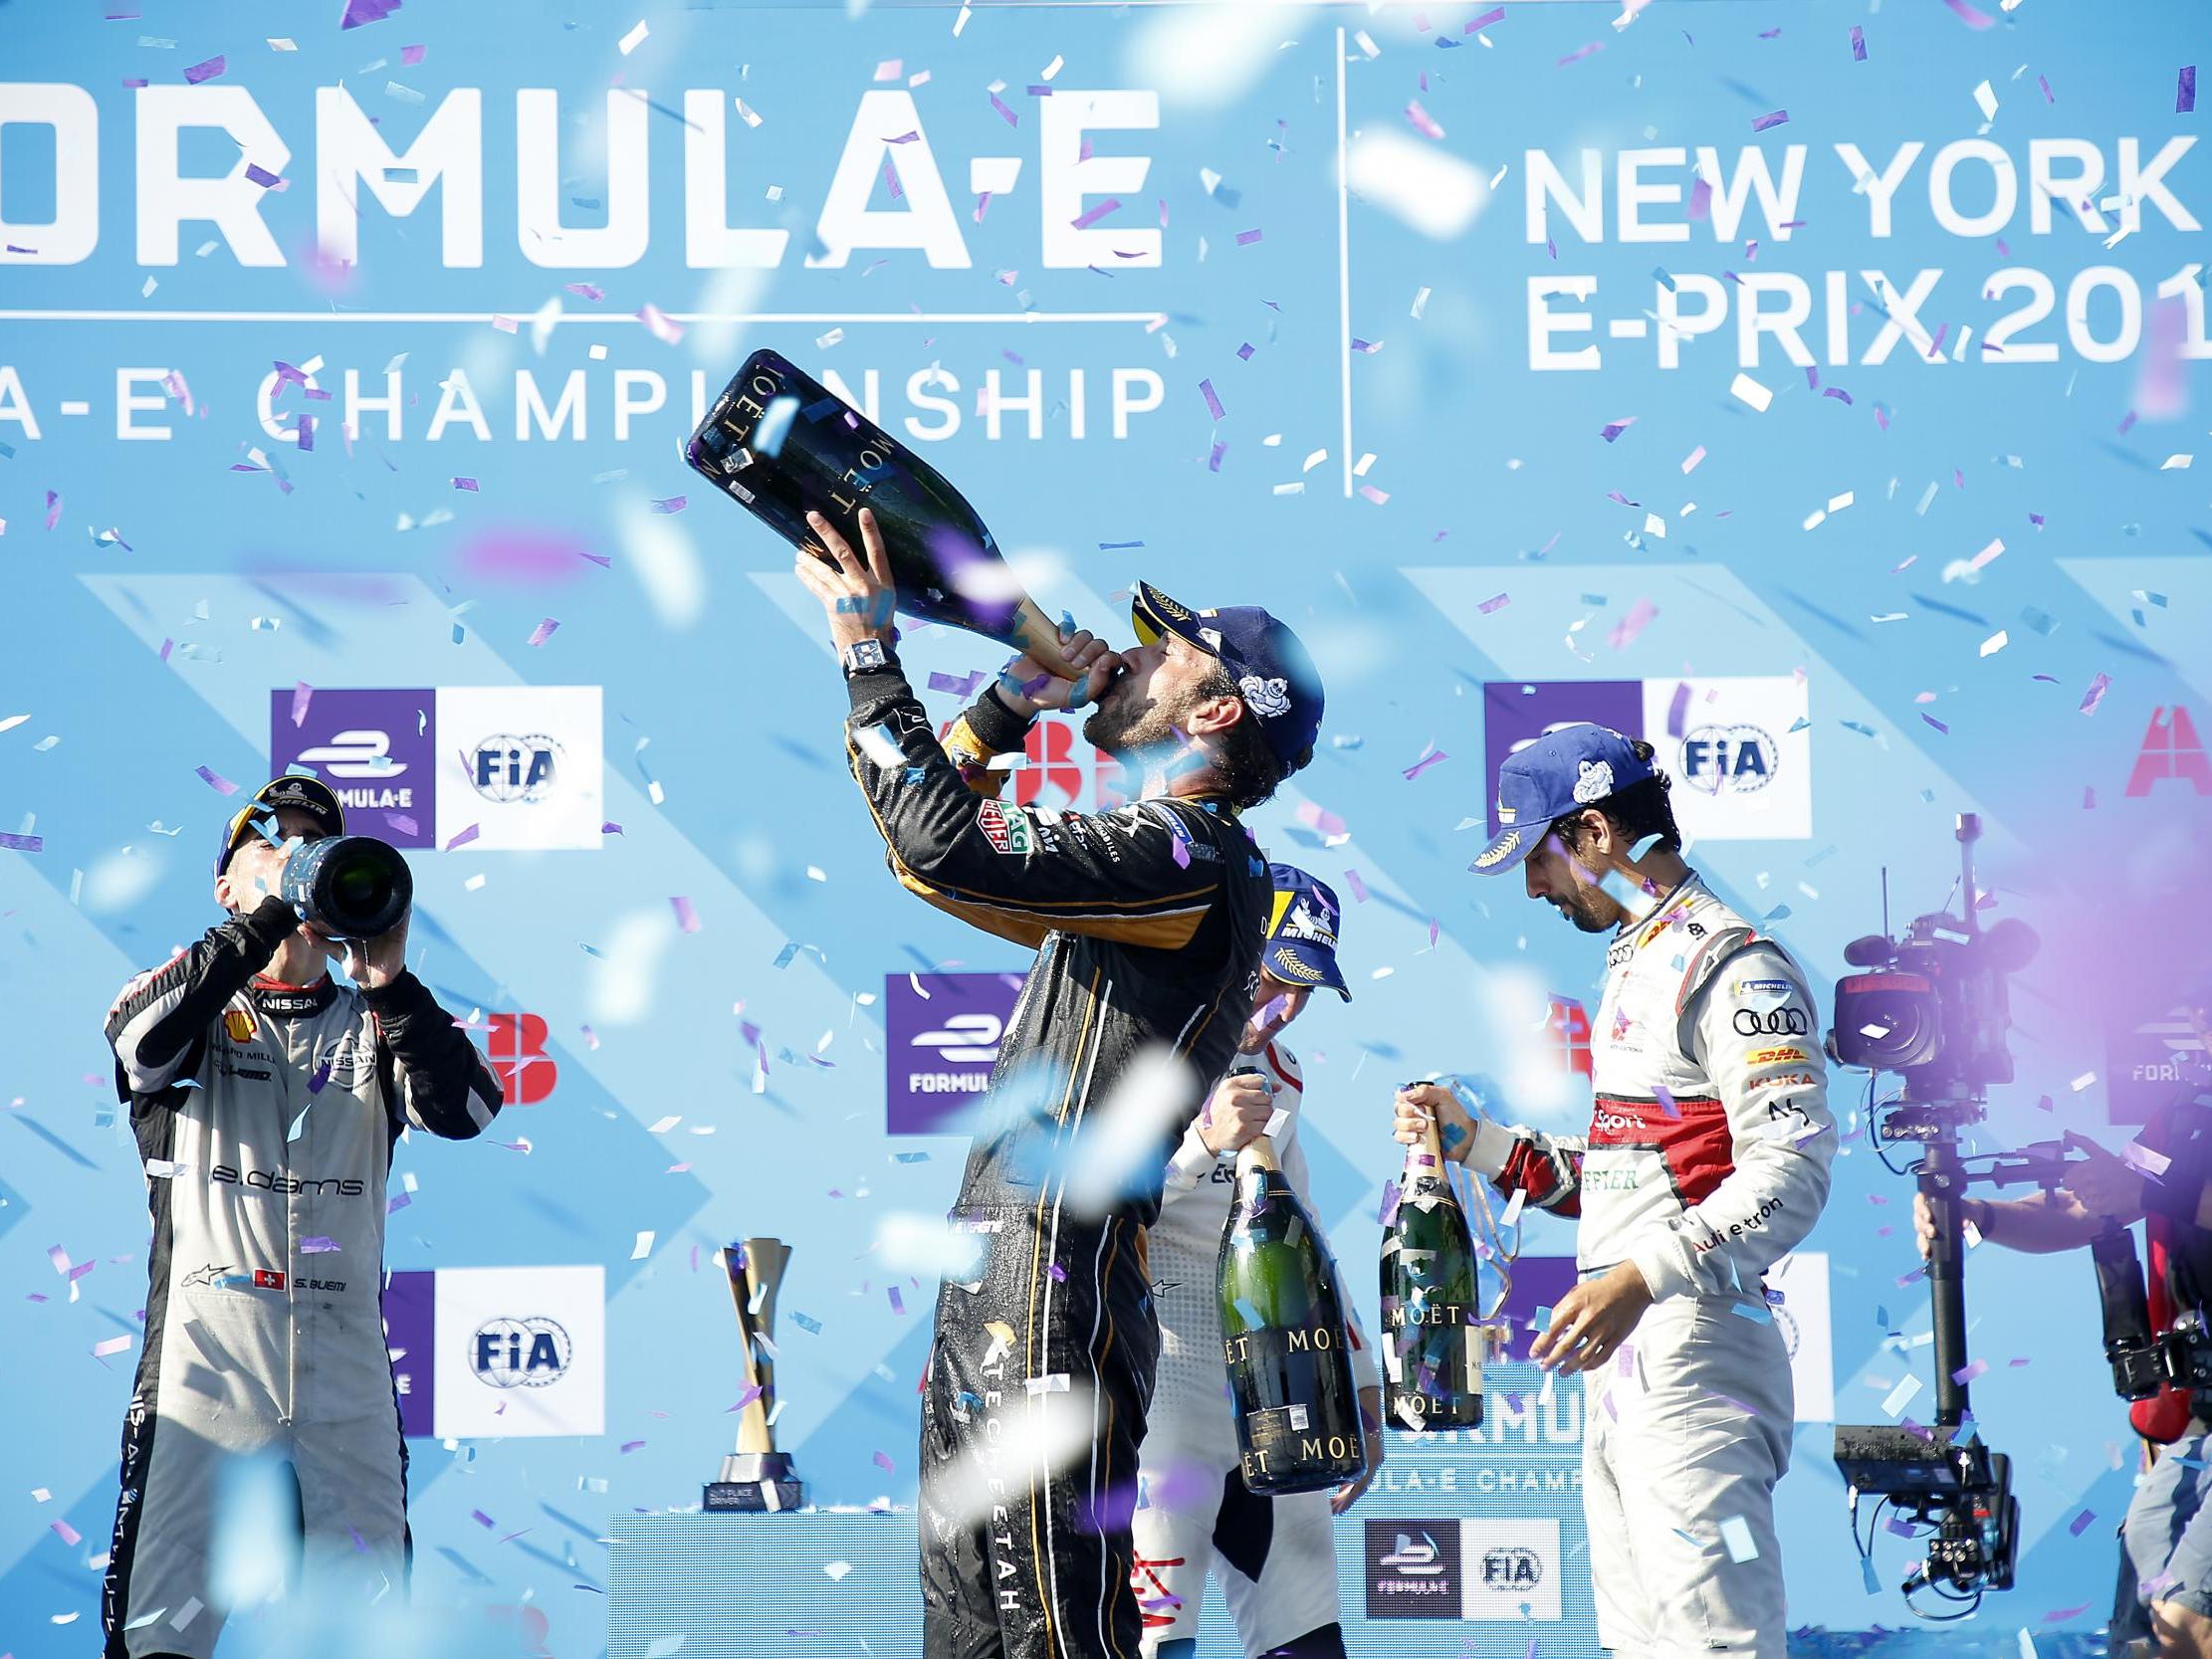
<box><xmin>976</xmin><ymin>799</ymin><xmax>1033</xmax><ymax>855</ymax></box>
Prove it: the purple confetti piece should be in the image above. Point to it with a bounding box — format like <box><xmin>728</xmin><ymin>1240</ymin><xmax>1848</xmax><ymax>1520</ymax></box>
<box><xmin>1234</xmin><ymin>229</ymin><xmax>1263</xmax><ymax>246</ymax></box>
<box><xmin>1557</xmin><ymin>41</ymin><xmax>1604</xmax><ymax>67</ymax></box>
<box><xmin>1199</xmin><ymin>379</ymin><xmax>1224</xmax><ymax>421</ymax></box>
<box><xmin>650</xmin><ymin>496</ymin><xmax>687</xmax><ymax>514</ymax></box>
<box><xmin>1402</xmin><ymin>747</ymin><xmax>1448</xmax><ymax>781</ymax></box>
<box><xmin>2069</xmin><ymin>1508</ymin><xmax>2097</xmax><ymax>1537</ymax></box>
<box><xmin>1607</xmin><ymin>597</ymin><xmax>1659</xmax><ymax>651</ymax></box>
<box><xmin>2039</xmin><ymin>74</ymin><xmax>2055</xmax><ymax>103</ymax></box>
<box><xmin>1951</xmin><ymin>1358</ymin><xmax>1988</xmax><ymax>1385</ymax></box>
<box><xmin>1380</xmin><ymin>1179</ymin><xmax>1402</xmax><ymax>1228</ymax></box>
<box><xmin>1208</xmin><ymin>441</ymin><xmax>1226</xmax><ymax>474</ymax></box>
<box><xmin>1941</xmin><ymin>0</ymin><xmax>1995</xmax><ymax>27</ymax></box>
<box><xmin>244</xmin><ymin>162</ymin><xmax>283</xmax><ymax>189</ymax></box>
<box><xmin>183</xmin><ymin>54</ymin><xmax>226</xmax><ymax>84</ymax></box>
<box><xmin>401</xmin><ymin>43</ymin><xmax>425</xmax><ymax>66</ymax></box>
<box><xmin>873</xmin><ymin>1449</ymin><xmax>896</xmax><ymax>1472</ymax></box>
<box><xmin>671</xmin><ymin>896</ymin><xmax>701</xmax><ymax>933</ymax></box>
<box><xmin>195</xmin><ymin>764</ymin><xmax>239</xmax><ymax>795</ymax></box>
<box><xmin>1656</xmin><ymin>1085</ymin><xmax>1679</xmax><ymax>1120</ymax></box>
<box><xmin>1048</xmin><ymin>1262</ymin><xmax>1068</xmax><ymax>1282</ymax></box>
<box><xmin>44</xmin><ymin>490</ymin><xmax>61</xmax><ymax>530</ymax></box>
<box><xmin>2080</xmin><ymin>672</ymin><xmax>2112</xmax><ymax>715</ymax></box>
<box><xmin>1466</xmin><ymin>5</ymin><xmax>1504</xmax><ymax>28</ymax></box>
<box><xmin>1850</xmin><ymin>25</ymin><xmax>1867</xmax><ymax>60</ymax></box>
<box><xmin>989</xmin><ymin>91</ymin><xmax>1018</xmax><ymax>127</ymax></box>
<box><xmin>1600</xmin><ymin>417</ymin><xmax>1636</xmax><ymax>442</ymax></box>
<box><xmin>340</xmin><ymin>0</ymin><xmax>402</xmax><ymax>26</ymax></box>
<box><xmin>299</xmin><ymin>1236</ymin><xmax>340</xmax><ymax>1254</ymax></box>
<box><xmin>1921</xmin><ymin>714</ymin><xmax>1949</xmax><ymax>735</ymax></box>
<box><xmin>445</xmin><ymin>822</ymin><xmax>481</xmax><ymax>851</ymax></box>
<box><xmin>1665</xmin><ymin>680</ymin><xmax>1691</xmax><ymax>738</ymax></box>
<box><xmin>525</xmin><ymin>618</ymin><xmax>559</xmax><ymax>648</ymax></box>
<box><xmin>1343</xmin><ymin>869</ymin><xmax>1371</xmax><ymax>904</ymax></box>
<box><xmin>1070</xmin><ymin>197</ymin><xmax>1121</xmax><ymax>230</ymax></box>
<box><xmin>620</xmin><ymin>1439</ymin><xmax>645</xmax><ymax>1454</ymax></box>
<box><xmin>1477</xmin><ymin>592</ymin><xmax>1510</xmax><ymax>614</ymax></box>
<box><xmin>451</xmin><ymin>477</ymin><xmax>479</xmax><ymax>492</ymax></box>
<box><xmin>0</xmin><ymin>833</ymin><xmax>43</xmax><ymax>853</ymax></box>
<box><xmin>2180</xmin><ymin>67</ymin><xmax>2197</xmax><ymax>114</ymax></box>
<box><xmin>1235</xmin><ymin>342</ymin><xmax>1255</xmax><ymax>361</ymax></box>
<box><xmin>1751</xmin><ymin>109</ymin><xmax>1789</xmax><ymax>132</ymax></box>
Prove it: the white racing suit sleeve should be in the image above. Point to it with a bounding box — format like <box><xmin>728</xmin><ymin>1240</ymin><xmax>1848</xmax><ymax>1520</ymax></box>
<box><xmin>1164</xmin><ymin>1120</ymin><xmax>1218</xmax><ymax>1192</ymax></box>
<box><xmin>1626</xmin><ymin>939</ymin><xmax>1837</xmax><ymax>1303</ymax></box>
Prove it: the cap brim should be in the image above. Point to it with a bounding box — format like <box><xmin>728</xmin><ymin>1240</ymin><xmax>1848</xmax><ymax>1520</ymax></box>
<box><xmin>1469</xmin><ymin>822</ymin><xmax>1544</xmax><ymax>875</ymax></box>
<box><xmin>1130</xmin><ymin>581</ymin><xmax>1219</xmax><ymax>659</ymax></box>
<box><xmin>1263</xmin><ymin>937</ymin><xmax>1353</xmax><ymax>1002</ymax></box>
<box><xmin>217</xmin><ymin>776</ymin><xmax>345</xmax><ymax>874</ymax></box>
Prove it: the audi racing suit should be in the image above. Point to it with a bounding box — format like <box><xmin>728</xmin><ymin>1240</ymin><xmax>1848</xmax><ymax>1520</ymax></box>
<box><xmin>1464</xmin><ymin>875</ymin><xmax>1833</xmax><ymax>1656</ymax></box>
<box><xmin>843</xmin><ymin>664</ymin><xmax>1270</xmax><ymax>1659</ymax></box>
<box><xmin>1131</xmin><ymin>1040</ymin><xmax>1378</xmax><ymax>1658</ymax></box>
<box><xmin>101</xmin><ymin>895</ymin><xmax>502</xmax><ymax>1659</ymax></box>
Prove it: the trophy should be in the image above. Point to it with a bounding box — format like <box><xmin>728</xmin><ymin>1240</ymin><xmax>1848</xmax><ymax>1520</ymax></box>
<box><xmin>685</xmin><ymin>347</ymin><xmax>1084</xmax><ymax>680</ymax></box>
<box><xmin>703</xmin><ymin>1238</ymin><xmax>806</xmax><ymax>1513</ymax></box>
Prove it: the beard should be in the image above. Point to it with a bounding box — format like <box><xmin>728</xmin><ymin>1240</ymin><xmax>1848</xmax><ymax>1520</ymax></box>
<box><xmin>1549</xmin><ymin>876</ymin><xmax>1626</xmax><ymax>933</ymax></box>
<box><xmin>1083</xmin><ymin>677</ymin><xmax>1187</xmax><ymax>759</ymax></box>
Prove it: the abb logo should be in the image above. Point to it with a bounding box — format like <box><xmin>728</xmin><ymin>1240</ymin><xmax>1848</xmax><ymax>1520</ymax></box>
<box><xmin>939</xmin><ymin>719</ymin><xmax>1128</xmax><ymax>811</ymax></box>
<box><xmin>1548</xmin><ymin>996</ymin><xmax>1593</xmax><ymax>1079</ymax></box>
<box><xmin>480</xmin><ymin>1013</ymin><xmax>558</xmax><ymax>1107</ymax></box>
<box><xmin>2127</xmin><ymin>707</ymin><xmax>2211</xmax><ymax>797</ymax></box>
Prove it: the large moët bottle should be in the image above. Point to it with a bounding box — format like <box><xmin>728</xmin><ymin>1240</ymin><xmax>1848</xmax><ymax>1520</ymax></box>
<box><xmin>1218</xmin><ymin>1134</ymin><xmax>1366</xmax><ymax>1495</ymax></box>
<box><xmin>686</xmin><ymin>348</ymin><xmax>1076</xmax><ymax>675</ymax></box>
<box><xmin>1380</xmin><ymin>1117</ymin><xmax>1486</xmax><ymax>1430</ymax></box>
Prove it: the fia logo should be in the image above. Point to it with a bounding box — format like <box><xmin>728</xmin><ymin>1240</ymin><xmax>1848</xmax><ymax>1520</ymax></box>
<box><xmin>911</xmin><ymin>1012</ymin><xmax>1003</xmax><ymax>1065</ymax></box>
<box><xmin>1480</xmin><ymin>1546</ymin><xmax>1543</xmax><ymax>1591</ymax></box>
<box><xmin>466</xmin><ymin>733</ymin><xmax>562</xmax><ymax>803</ymax></box>
<box><xmin>1679</xmin><ymin>724</ymin><xmax>1777</xmax><ymax>795</ymax></box>
<box><xmin>471</xmin><ymin>1316</ymin><xmax>572</xmax><ymax>1389</ymax></box>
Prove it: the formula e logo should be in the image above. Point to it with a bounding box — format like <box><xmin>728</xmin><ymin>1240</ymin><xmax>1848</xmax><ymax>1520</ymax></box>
<box><xmin>1480</xmin><ymin>1547</ymin><xmax>1542</xmax><ymax>1590</ymax></box>
<box><xmin>466</xmin><ymin>735</ymin><xmax>562</xmax><ymax>803</ymax></box>
<box><xmin>1680</xmin><ymin>725</ymin><xmax>1777</xmax><ymax>795</ymax></box>
<box><xmin>913</xmin><ymin>1012</ymin><xmax>1003</xmax><ymax>1066</ymax></box>
<box><xmin>1733</xmin><ymin>1008</ymin><xmax>1808</xmax><ymax>1037</ymax></box>
<box><xmin>471</xmin><ymin>1316</ymin><xmax>572</xmax><ymax>1388</ymax></box>
<box><xmin>1365</xmin><ymin>1521</ymin><xmax>1459</xmax><ymax>1618</ymax></box>
<box><xmin>298</xmin><ymin>730</ymin><xmax>408</xmax><ymax>779</ymax></box>
<box><xmin>1381</xmin><ymin>1533</ymin><xmax>1446</xmax><ymax>1574</ymax></box>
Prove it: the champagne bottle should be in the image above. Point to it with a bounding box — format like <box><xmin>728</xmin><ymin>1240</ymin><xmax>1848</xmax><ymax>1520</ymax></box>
<box><xmin>1380</xmin><ymin>1116</ymin><xmax>1486</xmax><ymax>1430</ymax></box>
<box><xmin>686</xmin><ymin>348</ymin><xmax>1080</xmax><ymax>677</ymax></box>
<box><xmin>1218</xmin><ymin>1134</ymin><xmax>1366</xmax><ymax>1495</ymax></box>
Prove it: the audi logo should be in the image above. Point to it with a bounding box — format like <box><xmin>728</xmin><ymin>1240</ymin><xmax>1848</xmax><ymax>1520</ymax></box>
<box><xmin>1732</xmin><ymin>1008</ymin><xmax>1808</xmax><ymax>1037</ymax></box>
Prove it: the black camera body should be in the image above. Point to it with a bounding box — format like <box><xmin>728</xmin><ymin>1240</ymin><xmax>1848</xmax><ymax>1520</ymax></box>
<box><xmin>1829</xmin><ymin>912</ymin><xmax>2039</xmax><ymax>1098</ymax></box>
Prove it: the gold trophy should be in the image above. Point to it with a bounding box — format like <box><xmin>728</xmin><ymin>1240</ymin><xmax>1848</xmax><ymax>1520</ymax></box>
<box><xmin>703</xmin><ymin>1238</ymin><xmax>805</xmax><ymax>1513</ymax></box>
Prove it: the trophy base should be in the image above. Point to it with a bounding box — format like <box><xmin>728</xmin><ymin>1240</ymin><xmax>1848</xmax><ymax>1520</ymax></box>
<box><xmin>703</xmin><ymin>1452</ymin><xmax>804</xmax><ymax>1514</ymax></box>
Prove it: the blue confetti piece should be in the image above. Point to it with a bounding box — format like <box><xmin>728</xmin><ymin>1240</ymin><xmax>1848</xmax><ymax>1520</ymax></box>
<box><xmin>788</xmin><ymin>1312</ymin><xmax>822</xmax><ymax>1335</ymax></box>
<box><xmin>1730</xmin><ymin>1299</ymin><xmax>1772</xmax><ymax>1324</ymax></box>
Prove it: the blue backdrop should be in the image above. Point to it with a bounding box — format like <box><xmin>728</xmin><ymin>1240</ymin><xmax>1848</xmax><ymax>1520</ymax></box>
<box><xmin>4</xmin><ymin>0</ymin><xmax>2211</xmax><ymax>1653</ymax></box>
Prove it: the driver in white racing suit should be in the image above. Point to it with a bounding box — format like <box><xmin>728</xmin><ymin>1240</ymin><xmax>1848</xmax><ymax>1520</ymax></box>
<box><xmin>1399</xmin><ymin>725</ymin><xmax>1834</xmax><ymax>1657</ymax></box>
<box><xmin>1131</xmin><ymin>864</ymin><xmax>1382</xmax><ymax>1659</ymax></box>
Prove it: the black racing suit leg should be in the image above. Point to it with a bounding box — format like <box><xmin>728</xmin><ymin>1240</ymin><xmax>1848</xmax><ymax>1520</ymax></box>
<box><xmin>922</xmin><ymin>1203</ymin><xmax>1159</xmax><ymax>1659</ymax></box>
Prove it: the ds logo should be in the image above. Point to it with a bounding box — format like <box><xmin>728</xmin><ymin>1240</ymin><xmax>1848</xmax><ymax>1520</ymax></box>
<box><xmin>471</xmin><ymin>1316</ymin><xmax>572</xmax><ymax>1388</ymax></box>
<box><xmin>468</xmin><ymin>734</ymin><xmax>562</xmax><ymax>803</ymax></box>
<box><xmin>482</xmin><ymin>1013</ymin><xmax>558</xmax><ymax>1107</ymax></box>
<box><xmin>1679</xmin><ymin>725</ymin><xmax>1777</xmax><ymax>795</ymax></box>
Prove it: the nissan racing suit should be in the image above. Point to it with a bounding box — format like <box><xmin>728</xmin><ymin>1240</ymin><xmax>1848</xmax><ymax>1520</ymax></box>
<box><xmin>1464</xmin><ymin>875</ymin><xmax>1833</xmax><ymax>1656</ymax></box>
<box><xmin>100</xmin><ymin>895</ymin><xmax>502</xmax><ymax>1659</ymax></box>
<box><xmin>1130</xmin><ymin>1040</ymin><xmax>1378</xmax><ymax>1657</ymax></box>
<box><xmin>843</xmin><ymin>663</ymin><xmax>1270</xmax><ymax>1659</ymax></box>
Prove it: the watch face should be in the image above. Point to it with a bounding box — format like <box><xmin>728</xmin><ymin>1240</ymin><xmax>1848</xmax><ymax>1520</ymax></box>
<box><xmin>845</xmin><ymin>639</ymin><xmax>886</xmax><ymax>671</ymax></box>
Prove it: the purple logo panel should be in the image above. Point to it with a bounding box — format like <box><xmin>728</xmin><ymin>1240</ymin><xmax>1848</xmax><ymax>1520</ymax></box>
<box><xmin>884</xmin><ymin>971</ymin><xmax>1023</xmax><ymax>1136</ymax></box>
<box><xmin>271</xmin><ymin>687</ymin><xmax>438</xmax><ymax>848</ymax></box>
<box><xmin>1495</xmin><ymin>1254</ymin><xmax>1581</xmax><ymax>1363</ymax></box>
<box><xmin>383</xmin><ymin>1268</ymin><xmax>437</xmax><ymax>1438</ymax></box>
<box><xmin>1480</xmin><ymin>681</ymin><xmax>1643</xmax><ymax>835</ymax></box>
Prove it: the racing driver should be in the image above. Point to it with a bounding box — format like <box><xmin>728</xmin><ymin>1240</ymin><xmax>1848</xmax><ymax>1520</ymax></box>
<box><xmin>796</xmin><ymin>507</ymin><xmax>1321</xmax><ymax>1659</ymax></box>
<box><xmin>1396</xmin><ymin>723</ymin><xmax>1834</xmax><ymax>1657</ymax></box>
<box><xmin>100</xmin><ymin>776</ymin><xmax>503</xmax><ymax>1659</ymax></box>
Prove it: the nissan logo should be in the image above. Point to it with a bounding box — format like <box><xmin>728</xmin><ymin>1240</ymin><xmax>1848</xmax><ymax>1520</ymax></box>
<box><xmin>1732</xmin><ymin>1008</ymin><xmax>1808</xmax><ymax>1037</ymax></box>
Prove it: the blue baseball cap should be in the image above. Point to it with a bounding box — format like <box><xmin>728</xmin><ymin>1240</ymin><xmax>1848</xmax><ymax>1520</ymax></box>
<box><xmin>216</xmin><ymin>774</ymin><xmax>344</xmax><ymax>877</ymax></box>
<box><xmin>1470</xmin><ymin>723</ymin><xmax>1655</xmax><ymax>875</ymax></box>
<box><xmin>1260</xmin><ymin>863</ymin><xmax>1352</xmax><ymax>1001</ymax></box>
<box><xmin>1130</xmin><ymin>581</ymin><xmax>1324</xmax><ymax>773</ymax></box>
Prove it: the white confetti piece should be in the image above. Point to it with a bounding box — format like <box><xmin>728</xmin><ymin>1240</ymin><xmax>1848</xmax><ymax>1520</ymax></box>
<box><xmin>1729</xmin><ymin>372</ymin><xmax>1773</xmax><ymax>412</ymax></box>
<box><xmin>618</xmin><ymin>19</ymin><xmax>649</xmax><ymax>55</ymax></box>
<box><xmin>1979</xmin><ymin>630</ymin><xmax>2008</xmax><ymax>657</ymax></box>
<box><xmin>1719</xmin><ymin>1515</ymin><xmax>1759</xmax><ymax>1561</ymax></box>
<box><xmin>823</xmin><ymin>1559</ymin><xmax>853</xmax><ymax>1581</ymax></box>
<box><xmin>632</xmin><ymin>1231</ymin><xmax>655</xmax><ymax>1260</ymax></box>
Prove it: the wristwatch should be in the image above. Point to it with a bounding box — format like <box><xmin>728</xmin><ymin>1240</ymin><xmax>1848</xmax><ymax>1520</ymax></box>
<box><xmin>841</xmin><ymin>638</ymin><xmax>889</xmax><ymax>674</ymax></box>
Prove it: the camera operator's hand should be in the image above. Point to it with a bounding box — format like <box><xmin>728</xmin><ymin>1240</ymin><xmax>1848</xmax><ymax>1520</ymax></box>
<box><xmin>2062</xmin><ymin>1132</ymin><xmax>2148</xmax><ymax>1222</ymax></box>
<box><xmin>1199</xmin><ymin>1069</ymin><xmax>1276</xmax><ymax>1155</ymax></box>
<box><xmin>1394</xmin><ymin>1082</ymin><xmax>1476</xmax><ymax>1163</ymax></box>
